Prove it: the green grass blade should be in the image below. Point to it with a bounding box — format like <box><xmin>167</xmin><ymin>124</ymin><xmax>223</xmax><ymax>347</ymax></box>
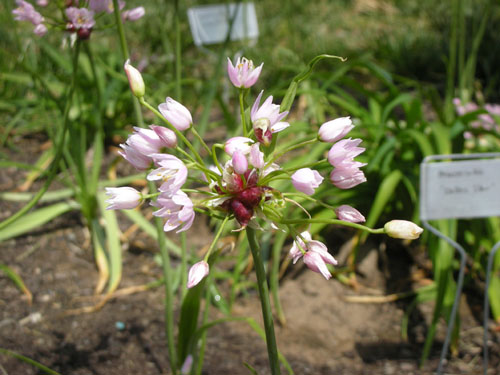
<box><xmin>360</xmin><ymin>170</ymin><xmax>403</xmax><ymax>243</ymax></box>
<box><xmin>0</xmin><ymin>263</ymin><xmax>32</xmax><ymax>303</ymax></box>
<box><xmin>97</xmin><ymin>192</ymin><xmax>122</xmax><ymax>293</ymax></box>
<box><xmin>0</xmin><ymin>347</ymin><xmax>60</xmax><ymax>375</ymax></box>
<box><xmin>0</xmin><ymin>201</ymin><xmax>79</xmax><ymax>242</ymax></box>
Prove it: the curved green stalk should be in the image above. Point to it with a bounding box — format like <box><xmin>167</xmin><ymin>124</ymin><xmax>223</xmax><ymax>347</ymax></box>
<box><xmin>0</xmin><ymin>41</ymin><xmax>81</xmax><ymax>231</ymax></box>
<box><xmin>239</xmin><ymin>89</ymin><xmax>248</xmax><ymax>137</ymax></box>
<box><xmin>246</xmin><ymin>227</ymin><xmax>281</xmax><ymax>375</ymax></box>
<box><xmin>149</xmin><ymin>181</ymin><xmax>178</xmax><ymax>374</ymax></box>
<box><xmin>280</xmin><ymin>218</ymin><xmax>385</xmax><ymax>234</ymax></box>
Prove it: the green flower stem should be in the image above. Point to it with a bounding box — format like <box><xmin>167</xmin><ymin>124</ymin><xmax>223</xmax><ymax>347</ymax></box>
<box><xmin>203</xmin><ymin>216</ymin><xmax>230</xmax><ymax>262</ymax></box>
<box><xmin>282</xmin><ymin>158</ymin><xmax>328</xmax><ymax>173</ymax></box>
<box><xmin>281</xmin><ymin>218</ymin><xmax>385</xmax><ymax>234</ymax></box>
<box><xmin>0</xmin><ymin>41</ymin><xmax>81</xmax><ymax>231</ymax></box>
<box><xmin>246</xmin><ymin>227</ymin><xmax>281</xmax><ymax>375</ymax></box>
<box><xmin>112</xmin><ymin>0</ymin><xmax>144</xmax><ymax>127</ymax></box>
<box><xmin>180</xmin><ymin>232</ymin><xmax>187</xmax><ymax>300</ymax></box>
<box><xmin>239</xmin><ymin>89</ymin><xmax>248</xmax><ymax>137</ymax></box>
<box><xmin>174</xmin><ymin>0</ymin><xmax>182</xmax><ymax>101</ymax></box>
<box><xmin>211</xmin><ymin>144</ymin><xmax>224</xmax><ymax>174</ymax></box>
<box><xmin>190</xmin><ymin>127</ymin><xmax>212</xmax><ymax>155</ymax></box>
<box><xmin>282</xmin><ymin>192</ymin><xmax>337</xmax><ymax>211</ymax></box>
<box><xmin>267</xmin><ymin>138</ymin><xmax>318</xmax><ymax>167</ymax></box>
<box><xmin>148</xmin><ymin>181</ymin><xmax>178</xmax><ymax>374</ymax></box>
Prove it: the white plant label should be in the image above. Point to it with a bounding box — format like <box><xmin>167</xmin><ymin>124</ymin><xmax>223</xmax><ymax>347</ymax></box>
<box><xmin>187</xmin><ymin>3</ymin><xmax>258</xmax><ymax>47</ymax></box>
<box><xmin>420</xmin><ymin>158</ymin><xmax>500</xmax><ymax>220</ymax></box>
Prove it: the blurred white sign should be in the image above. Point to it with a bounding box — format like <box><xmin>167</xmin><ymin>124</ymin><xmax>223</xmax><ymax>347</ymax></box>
<box><xmin>420</xmin><ymin>157</ymin><xmax>500</xmax><ymax>220</ymax></box>
<box><xmin>187</xmin><ymin>3</ymin><xmax>258</xmax><ymax>47</ymax></box>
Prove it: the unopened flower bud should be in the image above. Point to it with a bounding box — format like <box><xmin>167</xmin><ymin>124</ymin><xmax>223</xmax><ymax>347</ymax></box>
<box><xmin>105</xmin><ymin>187</ymin><xmax>142</xmax><ymax>210</ymax></box>
<box><xmin>318</xmin><ymin>117</ymin><xmax>354</xmax><ymax>143</ymax></box>
<box><xmin>232</xmin><ymin>150</ymin><xmax>248</xmax><ymax>175</ymax></box>
<box><xmin>291</xmin><ymin>168</ymin><xmax>324</xmax><ymax>195</ymax></box>
<box><xmin>335</xmin><ymin>205</ymin><xmax>365</xmax><ymax>223</ymax></box>
<box><xmin>187</xmin><ymin>261</ymin><xmax>209</xmax><ymax>288</ymax></box>
<box><xmin>384</xmin><ymin>220</ymin><xmax>423</xmax><ymax>240</ymax></box>
<box><xmin>158</xmin><ymin>97</ymin><xmax>192</xmax><ymax>131</ymax></box>
<box><xmin>124</xmin><ymin>59</ymin><xmax>145</xmax><ymax>98</ymax></box>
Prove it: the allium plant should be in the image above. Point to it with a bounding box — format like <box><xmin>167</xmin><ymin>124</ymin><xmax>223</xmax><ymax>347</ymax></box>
<box><xmin>109</xmin><ymin>55</ymin><xmax>423</xmax><ymax>374</ymax></box>
<box><xmin>12</xmin><ymin>0</ymin><xmax>145</xmax><ymax>39</ymax></box>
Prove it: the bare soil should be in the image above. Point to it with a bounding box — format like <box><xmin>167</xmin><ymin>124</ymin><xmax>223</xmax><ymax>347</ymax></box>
<box><xmin>1</xmin><ymin>136</ymin><xmax>499</xmax><ymax>375</ymax></box>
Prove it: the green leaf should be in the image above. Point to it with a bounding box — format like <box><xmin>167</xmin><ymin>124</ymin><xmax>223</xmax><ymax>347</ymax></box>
<box><xmin>0</xmin><ymin>201</ymin><xmax>79</xmax><ymax>242</ymax></box>
<box><xmin>0</xmin><ymin>263</ymin><xmax>32</xmax><ymax>303</ymax></box>
<box><xmin>243</xmin><ymin>362</ymin><xmax>259</xmax><ymax>375</ymax></box>
<box><xmin>97</xmin><ymin>192</ymin><xmax>122</xmax><ymax>293</ymax></box>
<box><xmin>403</xmin><ymin>129</ymin><xmax>434</xmax><ymax>157</ymax></box>
<box><xmin>0</xmin><ymin>347</ymin><xmax>60</xmax><ymax>375</ymax></box>
<box><xmin>360</xmin><ymin>170</ymin><xmax>403</xmax><ymax>243</ymax></box>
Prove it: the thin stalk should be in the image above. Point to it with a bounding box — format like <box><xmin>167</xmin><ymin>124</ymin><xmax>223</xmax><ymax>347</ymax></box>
<box><xmin>445</xmin><ymin>0</ymin><xmax>459</xmax><ymax>121</ymax></box>
<box><xmin>180</xmin><ymin>232</ymin><xmax>187</xmax><ymax>300</ymax></box>
<box><xmin>267</xmin><ymin>138</ymin><xmax>317</xmax><ymax>167</ymax></box>
<box><xmin>174</xmin><ymin>0</ymin><xmax>182</xmax><ymax>101</ymax></box>
<box><xmin>280</xmin><ymin>218</ymin><xmax>385</xmax><ymax>234</ymax></box>
<box><xmin>112</xmin><ymin>0</ymin><xmax>144</xmax><ymax>127</ymax></box>
<box><xmin>246</xmin><ymin>227</ymin><xmax>281</xmax><ymax>375</ymax></box>
<box><xmin>190</xmin><ymin>127</ymin><xmax>212</xmax><ymax>155</ymax></box>
<box><xmin>0</xmin><ymin>41</ymin><xmax>81</xmax><ymax>230</ymax></box>
<box><xmin>270</xmin><ymin>230</ymin><xmax>287</xmax><ymax>325</ymax></box>
<box><xmin>149</xmin><ymin>181</ymin><xmax>178</xmax><ymax>374</ymax></box>
<box><xmin>239</xmin><ymin>89</ymin><xmax>248</xmax><ymax>137</ymax></box>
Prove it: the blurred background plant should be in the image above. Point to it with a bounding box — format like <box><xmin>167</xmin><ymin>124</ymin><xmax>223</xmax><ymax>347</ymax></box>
<box><xmin>1</xmin><ymin>0</ymin><xmax>500</xmax><ymax>372</ymax></box>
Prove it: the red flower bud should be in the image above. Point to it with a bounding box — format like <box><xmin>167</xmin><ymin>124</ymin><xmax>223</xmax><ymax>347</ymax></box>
<box><xmin>236</xmin><ymin>186</ymin><xmax>262</xmax><ymax>208</ymax></box>
<box><xmin>231</xmin><ymin>199</ymin><xmax>253</xmax><ymax>227</ymax></box>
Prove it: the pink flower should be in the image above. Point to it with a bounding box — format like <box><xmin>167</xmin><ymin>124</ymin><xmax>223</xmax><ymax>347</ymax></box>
<box><xmin>33</xmin><ymin>23</ymin><xmax>47</xmax><ymax>36</ymax></box>
<box><xmin>249</xmin><ymin>143</ymin><xmax>265</xmax><ymax>169</ymax></box>
<box><xmin>335</xmin><ymin>205</ymin><xmax>365</xmax><ymax>223</ymax></box>
<box><xmin>289</xmin><ymin>231</ymin><xmax>337</xmax><ymax>280</ymax></box>
<box><xmin>147</xmin><ymin>155</ymin><xmax>188</xmax><ymax>194</ymax></box>
<box><xmin>227</xmin><ymin>57</ymin><xmax>263</xmax><ymax>88</ymax></box>
<box><xmin>119</xmin><ymin>143</ymin><xmax>152</xmax><ymax>170</ymax></box>
<box><xmin>126</xmin><ymin>127</ymin><xmax>165</xmax><ymax>156</ymax></box>
<box><xmin>122</xmin><ymin>6</ymin><xmax>145</xmax><ymax>22</ymax></box>
<box><xmin>221</xmin><ymin>161</ymin><xmax>244</xmax><ymax>192</ymax></box>
<box><xmin>65</xmin><ymin>7</ymin><xmax>95</xmax><ymax>30</ymax></box>
<box><xmin>36</xmin><ymin>0</ymin><xmax>48</xmax><ymax>7</ymax></box>
<box><xmin>12</xmin><ymin>0</ymin><xmax>44</xmax><ymax>25</ymax></box>
<box><xmin>291</xmin><ymin>168</ymin><xmax>324</xmax><ymax>195</ymax></box>
<box><xmin>89</xmin><ymin>0</ymin><xmax>124</xmax><ymax>13</ymax></box>
<box><xmin>327</xmin><ymin>138</ymin><xmax>365</xmax><ymax>167</ymax></box>
<box><xmin>187</xmin><ymin>261</ymin><xmax>209</xmax><ymax>288</ymax></box>
<box><xmin>330</xmin><ymin>165</ymin><xmax>366</xmax><ymax>189</ymax></box>
<box><xmin>232</xmin><ymin>150</ymin><xmax>248</xmax><ymax>175</ymax></box>
<box><xmin>251</xmin><ymin>91</ymin><xmax>289</xmax><ymax>146</ymax></box>
<box><xmin>150</xmin><ymin>125</ymin><xmax>177</xmax><ymax>148</ymax></box>
<box><xmin>224</xmin><ymin>137</ymin><xmax>254</xmax><ymax>156</ymax></box>
<box><xmin>303</xmin><ymin>251</ymin><xmax>333</xmax><ymax>280</ymax></box>
<box><xmin>105</xmin><ymin>187</ymin><xmax>142</xmax><ymax>210</ymax></box>
<box><xmin>153</xmin><ymin>190</ymin><xmax>195</xmax><ymax>233</ymax></box>
<box><xmin>318</xmin><ymin>117</ymin><xmax>354</xmax><ymax>143</ymax></box>
<box><xmin>158</xmin><ymin>97</ymin><xmax>192</xmax><ymax>131</ymax></box>
<box><xmin>124</xmin><ymin>60</ymin><xmax>145</xmax><ymax>98</ymax></box>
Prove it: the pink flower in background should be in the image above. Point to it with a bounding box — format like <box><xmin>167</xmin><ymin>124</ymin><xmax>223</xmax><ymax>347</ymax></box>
<box><xmin>227</xmin><ymin>57</ymin><xmax>263</xmax><ymax>88</ymax></box>
<box><xmin>318</xmin><ymin>117</ymin><xmax>354</xmax><ymax>143</ymax></box>
<box><xmin>303</xmin><ymin>251</ymin><xmax>333</xmax><ymax>280</ymax></box>
<box><xmin>158</xmin><ymin>97</ymin><xmax>193</xmax><ymax>131</ymax></box>
<box><xmin>147</xmin><ymin>155</ymin><xmax>188</xmax><ymax>194</ymax></box>
<box><xmin>290</xmin><ymin>231</ymin><xmax>337</xmax><ymax>280</ymax></box>
<box><xmin>124</xmin><ymin>60</ymin><xmax>145</xmax><ymax>98</ymax></box>
<box><xmin>153</xmin><ymin>190</ymin><xmax>195</xmax><ymax>233</ymax></box>
<box><xmin>187</xmin><ymin>261</ymin><xmax>209</xmax><ymax>288</ymax></box>
<box><xmin>330</xmin><ymin>165</ymin><xmax>366</xmax><ymax>189</ymax></box>
<box><xmin>251</xmin><ymin>91</ymin><xmax>289</xmax><ymax>146</ymax></box>
<box><xmin>33</xmin><ymin>23</ymin><xmax>47</xmax><ymax>36</ymax></box>
<box><xmin>335</xmin><ymin>205</ymin><xmax>365</xmax><ymax>223</ymax></box>
<box><xmin>36</xmin><ymin>0</ymin><xmax>48</xmax><ymax>6</ymax></box>
<box><xmin>327</xmin><ymin>138</ymin><xmax>365</xmax><ymax>167</ymax></box>
<box><xmin>291</xmin><ymin>168</ymin><xmax>324</xmax><ymax>195</ymax></box>
<box><xmin>105</xmin><ymin>187</ymin><xmax>142</xmax><ymax>210</ymax></box>
<box><xmin>89</xmin><ymin>0</ymin><xmax>124</xmax><ymax>13</ymax></box>
<box><xmin>13</xmin><ymin>0</ymin><xmax>44</xmax><ymax>25</ymax></box>
<box><xmin>65</xmin><ymin>7</ymin><xmax>95</xmax><ymax>30</ymax></box>
<box><xmin>122</xmin><ymin>6</ymin><xmax>145</xmax><ymax>22</ymax></box>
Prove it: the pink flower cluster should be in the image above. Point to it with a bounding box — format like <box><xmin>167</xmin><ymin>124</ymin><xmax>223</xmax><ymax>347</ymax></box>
<box><xmin>453</xmin><ymin>98</ymin><xmax>500</xmax><ymax>139</ymax></box>
<box><xmin>108</xmin><ymin>57</ymin><xmax>372</xmax><ymax>287</ymax></box>
<box><xmin>12</xmin><ymin>0</ymin><xmax>145</xmax><ymax>39</ymax></box>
